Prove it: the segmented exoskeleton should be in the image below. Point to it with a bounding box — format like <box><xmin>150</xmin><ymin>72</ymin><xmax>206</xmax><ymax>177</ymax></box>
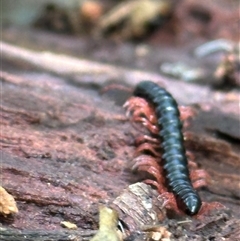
<box><xmin>132</xmin><ymin>81</ymin><xmax>201</xmax><ymax>215</ymax></box>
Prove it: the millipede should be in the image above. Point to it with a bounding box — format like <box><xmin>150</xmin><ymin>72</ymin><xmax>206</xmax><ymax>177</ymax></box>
<box><xmin>127</xmin><ymin>80</ymin><xmax>202</xmax><ymax>215</ymax></box>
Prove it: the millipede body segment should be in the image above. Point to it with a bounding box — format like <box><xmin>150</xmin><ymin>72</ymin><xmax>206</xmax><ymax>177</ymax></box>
<box><xmin>133</xmin><ymin>81</ymin><xmax>202</xmax><ymax>215</ymax></box>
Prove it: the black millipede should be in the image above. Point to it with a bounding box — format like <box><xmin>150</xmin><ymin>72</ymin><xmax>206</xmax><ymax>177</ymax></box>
<box><xmin>132</xmin><ymin>80</ymin><xmax>202</xmax><ymax>215</ymax></box>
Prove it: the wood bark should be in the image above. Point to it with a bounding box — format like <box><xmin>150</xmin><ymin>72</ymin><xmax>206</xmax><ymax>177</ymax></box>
<box><xmin>1</xmin><ymin>29</ymin><xmax>239</xmax><ymax>240</ymax></box>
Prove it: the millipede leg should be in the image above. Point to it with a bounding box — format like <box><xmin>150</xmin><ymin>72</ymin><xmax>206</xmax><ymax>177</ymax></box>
<box><xmin>179</xmin><ymin>106</ymin><xmax>195</xmax><ymax>117</ymax></box>
<box><xmin>190</xmin><ymin>169</ymin><xmax>209</xmax><ymax>181</ymax></box>
<box><xmin>134</xmin><ymin>142</ymin><xmax>161</xmax><ymax>157</ymax></box>
<box><xmin>158</xmin><ymin>192</ymin><xmax>184</xmax><ymax>215</ymax></box>
<box><xmin>194</xmin><ymin>202</ymin><xmax>226</xmax><ymax>219</ymax></box>
<box><xmin>192</xmin><ymin>179</ymin><xmax>208</xmax><ymax>189</ymax></box>
<box><xmin>132</xmin><ymin>155</ymin><xmax>164</xmax><ymax>184</ymax></box>
<box><xmin>144</xmin><ymin>180</ymin><xmax>167</xmax><ymax>194</ymax></box>
<box><xmin>135</xmin><ymin>134</ymin><xmax>160</xmax><ymax>145</ymax></box>
<box><xmin>190</xmin><ymin>169</ymin><xmax>209</xmax><ymax>188</ymax></box>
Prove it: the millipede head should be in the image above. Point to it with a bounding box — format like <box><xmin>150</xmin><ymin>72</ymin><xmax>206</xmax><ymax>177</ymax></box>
<box><xmin>184</xmin><ymin>195</ymin><xmax>202</xmax><ymax>215</ymax></box>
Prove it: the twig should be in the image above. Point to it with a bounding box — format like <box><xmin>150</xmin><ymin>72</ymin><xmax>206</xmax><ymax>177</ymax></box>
<box><xmin>0</xmin><ymin>41</ymin><xmax>229</xmax><ymax>105</ymax></box>
<box><xmin>1</xmin><ymin>41</ymin><xmax>162</xmax><ymax>88</ymax></box>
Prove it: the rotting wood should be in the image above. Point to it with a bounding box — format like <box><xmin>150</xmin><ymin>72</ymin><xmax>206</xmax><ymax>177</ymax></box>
<box><xmin>1</xmin><ymin>38</ymin><xmax>240</xmax><ymax>240</ymax></box>
<box><xmin>1</xmin><ymin>69</ymin><xmax>239</xmax><ymax>239</ymax></box>
<box><xmin>111</xmin><ymin>183</ymin><xmax>167</xmax><ymax>232</ymax></box>
<box><xmin>0</xmin><ymin>227</ymin><xmax>96</xmax><ymax>241</ymax></box>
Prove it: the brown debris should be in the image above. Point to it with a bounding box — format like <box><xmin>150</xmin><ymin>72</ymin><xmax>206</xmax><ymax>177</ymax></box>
<box><xmin>214</xmin><ymin>46</ymin><xmax>240</xmax><ymax>87</ymax></box>
<box><xmin>142</xmin><ymin>225</ymin><xmax>172</xmax><ymax>241</ymax></box>
<box><xmin>90</xmin><ymin>206</ymin><xmax>122</xmax><ymax>241</ymax></box>
<box><xmin>80</xmin><ymin>1</ymin><xmax>103</xmax><ymax>25</ymax></box>
<box><xmin>112</xmin><ymin>183</ymin><xmax>166</xmax><ymax>232</ymax></box>
<box><xmin>0</xmin><ymin>186</ymin><xmax>18</xmax><ymax>216</ymax></box>
<box><xmin>60</xmin><ymin>221</ymin><xmax>78</xmax><ymax>230</ymax></box>
<box><xmin>172</xmin><ymin>0</ymin><xmax>239</xmax><ymax>43</ymax></box>
<box><xmin>96</xmin><ymin>0</ymin><xmax>172</xmax><ymax>39</ymax></box>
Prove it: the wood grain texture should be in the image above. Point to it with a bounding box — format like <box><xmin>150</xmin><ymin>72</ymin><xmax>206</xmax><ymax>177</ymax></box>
<box><xmin>1</xmin><ymin>28</ymin><xmax>239</xmax><ymax>240</ymax></box>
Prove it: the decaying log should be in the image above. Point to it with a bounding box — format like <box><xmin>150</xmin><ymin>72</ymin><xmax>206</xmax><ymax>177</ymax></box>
<box><xmin>1</xmin><ymin>33</ymin><xmax>240</xmax><ymax>241</ymax></box>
